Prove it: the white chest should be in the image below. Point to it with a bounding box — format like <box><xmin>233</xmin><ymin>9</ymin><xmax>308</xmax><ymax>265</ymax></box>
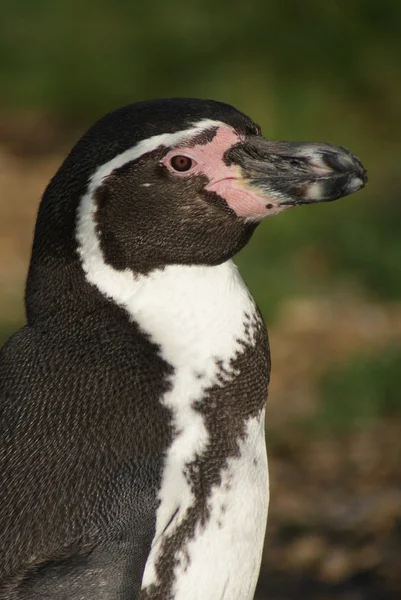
<box><xmin>130</xmin><ymin>262</ymin><xmax>270</xmax><ymax>600</ymax></box>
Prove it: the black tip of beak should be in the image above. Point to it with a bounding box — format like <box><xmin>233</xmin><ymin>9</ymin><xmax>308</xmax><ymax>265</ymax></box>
<box><xmin>227</xmin><ymin>138</ymin><xmax>368</xmax><ymax>206</ymax></box>
<box><xmin>308</xmin><ymin>146</ymin><xmax>367</xmax><ymax>203</ymax></box>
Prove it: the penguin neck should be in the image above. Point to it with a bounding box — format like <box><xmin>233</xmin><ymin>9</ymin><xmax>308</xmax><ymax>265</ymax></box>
<box><xmin>73</xmin><ymin>181</ymin><xmax>258</xmax><ymax>361</ymax></box>
<box><xmin>25</xmin><ymin>176</ymin><xmax>256</xmax><ymax>339</ymax></box>
<box><xmin>81</xmin><ymin>260</ymin><xmax>257</xmax><ymax>368</ymax></box>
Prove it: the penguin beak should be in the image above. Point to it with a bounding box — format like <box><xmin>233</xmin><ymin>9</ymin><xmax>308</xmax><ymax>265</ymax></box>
<box><xmin>225</xmin><ymin>137</ymin><xmax>367</xmax><ymax>206</ymax></box>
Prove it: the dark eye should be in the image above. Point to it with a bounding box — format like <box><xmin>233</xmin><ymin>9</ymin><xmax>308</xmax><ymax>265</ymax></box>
<box><xmin>170</xmin><ymin>155</ymin><xmax>193</xmax><ymax>172</ymax></box>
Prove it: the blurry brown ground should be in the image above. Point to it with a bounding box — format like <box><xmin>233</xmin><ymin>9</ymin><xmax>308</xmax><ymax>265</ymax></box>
<box><xmin>1</xmin><ymin>123</ymin><xmax>400</xmax><ymax>600</ymax></box>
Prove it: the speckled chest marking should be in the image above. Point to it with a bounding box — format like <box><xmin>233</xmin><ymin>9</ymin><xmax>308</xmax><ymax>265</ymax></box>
<box><xmin>135</xmin><ymin>263</ymin><xmax>269</xmax><ymax>600</ymax></box>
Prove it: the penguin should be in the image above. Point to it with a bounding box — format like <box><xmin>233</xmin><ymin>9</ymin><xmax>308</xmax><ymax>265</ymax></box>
<box><xmin>0</xmin><ymin>98</ymin><xmax>367</xmax><ymax>600</ymax></box>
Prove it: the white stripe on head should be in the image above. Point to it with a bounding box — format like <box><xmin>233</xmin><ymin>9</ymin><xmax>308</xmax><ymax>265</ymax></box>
<box><xmin>75</xmin><ymin>118</ymin><xmax>225</xmax><ymax>305</ymax></box>
<box><xmin>91</xmin><ymin>119</ymin><xmax>224</xmax><ymax>191</ymax></box>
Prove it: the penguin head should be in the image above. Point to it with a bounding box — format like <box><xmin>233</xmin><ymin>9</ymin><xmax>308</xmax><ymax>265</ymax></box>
<box><xmin>76</xmin><ymin>99</ymin><xmax>264</xmax><ymax>274</ymax></box>
<box><xmin>71</xmin><ymin>98</ymin><xmax>366</xmax><ymax>274</ymax></box>
<box><xmin>27</xmin><ymin>98</ymin><xmax>366</xmax><ymax>321</ymax></box>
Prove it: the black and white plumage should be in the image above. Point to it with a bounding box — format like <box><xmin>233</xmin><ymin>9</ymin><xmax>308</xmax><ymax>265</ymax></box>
<box><xmin>0</xmin><ymin>98</ymin><xmax>366</xmax><ymax>600</ymax></box>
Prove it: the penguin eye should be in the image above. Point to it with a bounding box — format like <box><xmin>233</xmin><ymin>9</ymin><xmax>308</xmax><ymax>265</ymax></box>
<box><xmin>170</xmin><ymin>155</ymin><xmax>194</xmax><ymax>172</ymax></box>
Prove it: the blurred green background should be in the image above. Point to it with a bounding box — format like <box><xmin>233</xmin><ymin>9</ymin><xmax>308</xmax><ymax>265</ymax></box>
<box><xmin>0</xmin><ymin>1</ymin><xmax>400</xmax><ymax>598</ymax></box>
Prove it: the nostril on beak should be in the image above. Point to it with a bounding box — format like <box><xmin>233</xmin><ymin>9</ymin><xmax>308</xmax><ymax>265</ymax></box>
<box><xmin>321</xmin><ymin>151</ymin><xmax>351</xmax><ymax>172</ymax></box>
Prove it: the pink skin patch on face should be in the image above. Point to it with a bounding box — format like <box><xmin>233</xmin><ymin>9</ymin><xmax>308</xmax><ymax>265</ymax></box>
<box><xmin>162</xmin><ymin>126</ymin><xmax>283</xmax><ymax>219</ymax></box>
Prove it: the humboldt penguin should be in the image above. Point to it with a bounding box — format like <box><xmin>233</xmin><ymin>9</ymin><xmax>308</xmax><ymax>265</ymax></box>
<box><xmin>0</xmin><ymin>98</ymin><xmax>366</xmax><ymax>600</ymax></box>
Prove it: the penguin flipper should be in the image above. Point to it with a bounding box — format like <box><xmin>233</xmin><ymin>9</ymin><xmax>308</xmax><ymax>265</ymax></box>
<box><xmin>0</xmin><ymin>325</ymin><xmax>165</xmax><ymax>599</ymax></box>
<box><xmin>3</xmin><ymin>534</ymin><xmax>152</xmax><ymax>599</ymax></box>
